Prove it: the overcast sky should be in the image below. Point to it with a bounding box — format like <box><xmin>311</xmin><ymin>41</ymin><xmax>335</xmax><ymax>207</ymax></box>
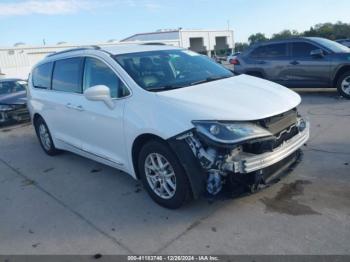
<box><xmin>0</xmin><ymin>0</ymin><xmax>349</xmax><ymax>47</ymax></box>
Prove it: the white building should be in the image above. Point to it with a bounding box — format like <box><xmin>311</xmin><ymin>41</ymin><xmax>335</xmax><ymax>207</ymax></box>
<box><xmin>121</xmin><ymin>29</ymin><xmax>234</xmax><ymax>56</ymax></box>
<box><xmin>0</xmin><ymin>43</ymin><xmax>117</xmax><ymax>79</ymax></box>
<box><xmin>0</xmin><ymin>29</ymin><xmax>234</xmax><ymax>79</ymax></box>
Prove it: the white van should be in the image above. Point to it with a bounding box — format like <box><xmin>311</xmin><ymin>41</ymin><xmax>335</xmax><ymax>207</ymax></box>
<box><xmin>27</xmin><ymin>45</ymin><xmax>309</xmax><ymax>208</ymax></box>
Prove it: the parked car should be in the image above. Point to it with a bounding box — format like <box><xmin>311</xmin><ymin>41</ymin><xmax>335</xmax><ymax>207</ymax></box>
<box><xmin>0</xmin><ymin>78</ymin><xmax>29</xmax><ymax>125</ymax></box>
<box><xmin>234</xmin><ymin>37</ymin><xmax>350</xmax><ymax>98</ymax></box>
<box><xmin>213</xmin><ymin>50</ymin><xmax>234</xmax><ymax>64</ymax></box>
<box><xmin>27</xmin><ymin>45</ymin><xmax>309</xmax><ymax>208</ymax></box>
<box><xmin>227</xmin><ymin>52</ymin><xmax>241</xmax><ymax>65</ymax></box>
<box><xmin>336</xmin><ymin>39</ymin><xmax>350</xmax><ymax>48</ymax></box>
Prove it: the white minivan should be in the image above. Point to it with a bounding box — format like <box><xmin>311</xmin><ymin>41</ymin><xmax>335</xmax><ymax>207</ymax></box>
<box><xmin>27</xmin><ymin>44</ymin><xmax>309</xmax><ymax>208</ymax></box>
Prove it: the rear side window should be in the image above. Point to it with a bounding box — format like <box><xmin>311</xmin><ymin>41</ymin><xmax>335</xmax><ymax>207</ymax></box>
<box><xmin>292</xmin><ymin>42</ymin><xmax>318</xmax><ymax>57</ymax></box>
<box><xmin>32</xmin><ymin>62</ymin><xmax>53</xmax><ymax>89</ymax></box>
<box><xmin>83</xmin><ymin>57</ymin><xmax>130</xmax><ymax>98</ymax></box>
<box><xmin>52</xmin><ymin>57</ymin><xmax>83</xmax><ymax>93</ymax></box>
<box><xmin>250</xmin><ymin>43</ymin><xmax>287</xmax><ymax>58</ymax></box>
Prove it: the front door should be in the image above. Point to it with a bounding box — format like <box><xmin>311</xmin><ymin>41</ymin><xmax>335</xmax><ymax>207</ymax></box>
<box><xmin>285</xmin><ymin>41</ymin><xmax>331</xmax><ymax>87</ymax></box>
<box><xmin>77</xmin><ymin>56</ymin><xmax>131</xmax><ymax>168</ymax></box>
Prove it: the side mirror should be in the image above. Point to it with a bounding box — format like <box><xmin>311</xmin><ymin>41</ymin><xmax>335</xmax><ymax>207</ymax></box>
<box><xmin>310</xmin><ymin>49</ymin><xmax>324</xmax><ymax>58</ymax></box>
<box><xmin>84</xmin><ymin>85</ymin><xmax>115</xmax><ymax>109</ymax></box>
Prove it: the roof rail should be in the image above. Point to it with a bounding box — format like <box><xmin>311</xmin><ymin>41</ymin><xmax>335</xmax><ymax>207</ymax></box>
<box><xmin>141</xmin><ymin>42</ymin><xmax>166</xmax><ymax>46</ymax></box>
<box><xmin>47</xmin><ymin>45</ymin><xmax>101</xmax><ymax>57</ymax></box>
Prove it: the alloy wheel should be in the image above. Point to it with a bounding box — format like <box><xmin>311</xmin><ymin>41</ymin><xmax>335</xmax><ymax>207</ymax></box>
<box><xmin>144</xmin><ymin>153</ymin><xmax>176</xmax><ymax>199</ymax></box>
<box><xmin>39</xmin><ymin>123</ymin><xmax>51</xmax><ymax>151</ymax></box>
<box><xmin>341</xmin><ymin>76</ymin><xmax>350</xmax><ymax>95</ymax></box>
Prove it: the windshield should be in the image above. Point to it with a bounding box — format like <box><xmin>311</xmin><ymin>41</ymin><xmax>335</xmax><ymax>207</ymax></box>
<box><xmin>114</xmin><ymin>49</ymin><xmax>233</xmax><ymax>91</ymax></box>
<box><xmin>0</xmin><ymin>80</ymin><xmax>27</xmax><ymax>95</ymax></box>
<box><xmin>310</xmin><ymin>37</ymin><xmax>350</xmax><ymax>53</ymax></box>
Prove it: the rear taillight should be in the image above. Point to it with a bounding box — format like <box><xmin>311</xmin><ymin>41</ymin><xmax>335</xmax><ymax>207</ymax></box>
<box><xmin>229</xmin><ymin>58</ymin><xmax>240</xmax><ymax>65</ymax></box>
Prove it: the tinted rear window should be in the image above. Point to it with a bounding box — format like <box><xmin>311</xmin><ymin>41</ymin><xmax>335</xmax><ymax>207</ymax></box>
<box><xmin>32</xmin><ymin>62</ymin><xmax>53</xmax><ymax>89</ymax></box>
<box><xmin>52</xmin><ymin>57</ymin><xmax>83</xmax><ymax>93</ymax></box>
<box><xmin>250</xmin><ymin>43</ymin><xmax>287</xmax><ymax>58</ymax></box>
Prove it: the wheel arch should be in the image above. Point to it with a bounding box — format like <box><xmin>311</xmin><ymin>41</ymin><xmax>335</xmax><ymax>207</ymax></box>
<box><xmin>33</xmin><ymin>113</ymin><xmax>43</xmax><ymax>124</ymax></box>
<box><xmin>131</xmin><ymin>133</ymin><xmax>205</xmax><ymax>199</ymax></box>
<box><xmin>333</xmin><ymin>65</ymin><xmax>350</xmax><ymax>87</ymax></box>
<box><xmin>131</xmin><ymin>133</ymin><xmax>166</xmax><ymax>180</ymax></box>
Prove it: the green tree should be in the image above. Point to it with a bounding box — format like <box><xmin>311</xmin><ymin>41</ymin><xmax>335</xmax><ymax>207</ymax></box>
<box><xmin>245</xmin><ymin>22</ymin><xmax>350</xmax><ymax>48</ymax></box>
<box><xmin>234</xmin><ymin>42</ymin><xmax>249</xmax><ymax>52</ymax></box>
<box><xmin>271</xmin><ymin>30</ymin><xmax>299</xmax><ymax>40</ymax></box>
<box><xmin>248</xmin><ymin>33</ymin><xmax>268</xmax><ymax>45</ymax></box>
<box><xmin>303</xmin><ymin>22</ymin><xmax>350</xmax><ymax>39</ymax></box>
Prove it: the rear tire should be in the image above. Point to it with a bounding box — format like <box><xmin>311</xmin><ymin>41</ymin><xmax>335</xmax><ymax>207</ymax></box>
<box><xmin>138</xmin><ymin>140</ymin><xmax>192</xmax><ymax>209</ymax></box>
<box><xmin>34</xmin><ymin>117</ymin><xmax>61</xmax><ymax>156</ymax></box>
<box><xmin>336</xmin><ymin>71</ymin><xmax>350</xmax><ymax>99</ymax></box>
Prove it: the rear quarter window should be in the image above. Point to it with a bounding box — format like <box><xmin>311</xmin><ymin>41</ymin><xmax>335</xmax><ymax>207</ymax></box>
<box><xmin>32</xmin><ymin>62</ymin><xmax>53</xmax><ymax>89</ymax></box>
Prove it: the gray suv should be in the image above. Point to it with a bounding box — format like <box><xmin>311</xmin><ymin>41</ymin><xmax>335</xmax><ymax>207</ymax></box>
<box><xmin>234</xmin><ymin>37</ymin><xmax>350</xmax><ymax>98</ymax></box>
<box><xmin>336</xmin><ymin>39</ymin><xmax>350</xmax><ymax>48</ymax></box>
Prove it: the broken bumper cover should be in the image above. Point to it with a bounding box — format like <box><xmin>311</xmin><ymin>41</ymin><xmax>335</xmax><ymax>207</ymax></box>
<box><xmin>0</xmin><ymin>105</ymin><xmax>30</xmax><ymax>124</ymax></box>
<box><xmin>233</xmin><ymin>121</ymin><xmax>309</xmax><ymax>174</ymax></box>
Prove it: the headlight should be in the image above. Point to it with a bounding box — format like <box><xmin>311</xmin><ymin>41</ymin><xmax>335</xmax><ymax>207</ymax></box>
<box><xmin>192</xmin><ymin>121</ymin><xmax>273</xmax><ymax>144</ymax></box>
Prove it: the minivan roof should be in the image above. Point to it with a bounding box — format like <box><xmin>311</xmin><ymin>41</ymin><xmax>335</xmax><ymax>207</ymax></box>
<box><xmin>35</xmin><ymin>44</ymin><xmax>184</xmax><ymax>68</ymax></box>
<box><xmin>47</xmin><ymin>44</ymin><xmax>182</xmax><ymax>58</ymax></box>
<box><xmin>102</xmin><ymin>44</ymin><xmax>181</xmax><ymax>55</ymax></box>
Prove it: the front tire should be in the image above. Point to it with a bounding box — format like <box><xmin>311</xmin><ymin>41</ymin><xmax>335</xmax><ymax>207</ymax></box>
<box><xmin>34</xmin><ymin>117</ymin><xmax>60</xmax><ymax>156</ymax></box>
<box><xmin>138</xmin><ymin>140</ymin><xmax>192</xmax><ymax>209</ymax></box>
<box><xmin>336</xmin><ymin>71</ymin><xmax>350</xmax><ymax>99</ymax></box>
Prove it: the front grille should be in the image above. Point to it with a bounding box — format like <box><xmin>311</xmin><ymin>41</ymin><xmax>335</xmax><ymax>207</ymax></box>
<box><xmin>273</xmin><ymin>125</ymin><xmax>299</xmax><ymax>148</ymax></box>
<box><xmin>243</xmin><ymin>109</ymin><xmax>299</xmax><ymax>154</ymax></box>
<box><xmin>259</xmin><ymin>109</ymin><xmax>298</xmax><ymax>135</ymax></box>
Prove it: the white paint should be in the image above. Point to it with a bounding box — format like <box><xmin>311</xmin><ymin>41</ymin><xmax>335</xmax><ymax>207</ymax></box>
<box><xmin>27</xmin><ymin>46</ymin><xmax>300</xmax><ymax>180</ymax></box>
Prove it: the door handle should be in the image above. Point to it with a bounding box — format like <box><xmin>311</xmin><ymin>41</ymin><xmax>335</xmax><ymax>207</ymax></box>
<box><xmin>75</xmin><ymin>105</ymin><xmax>84</xmax><ymax>111</ymax></box>
<box><xmin>290</xmin><ymin>60</ymin><xmax>300</xmax><ymax>65</ymax></box>
<box><xmin>66</xmin><ymin>103</ymin><xmax>84</xmax><ymax>111</ymax></box>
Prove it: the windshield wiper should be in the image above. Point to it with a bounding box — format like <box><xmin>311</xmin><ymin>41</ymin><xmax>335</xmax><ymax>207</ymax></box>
<box><xmin>147</xmin><ymin>85</ymin><xmax>185</xmax><ymax>92</ymax></box>
<box><xmin>190</xmin><ymin>75</ymin><xmax>232</xmax><ymax>86</ymax></box>
<box><xmin>147</xmin><ymin>75</ymin><xmax>233</xmax><ymax>91</ymax></box>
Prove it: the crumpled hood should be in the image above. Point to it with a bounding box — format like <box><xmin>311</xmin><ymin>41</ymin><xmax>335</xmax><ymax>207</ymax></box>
<box><xmin>156</xmin><ymin>74</ymin><xmax>301</xmax><ymax>121</ymax></box>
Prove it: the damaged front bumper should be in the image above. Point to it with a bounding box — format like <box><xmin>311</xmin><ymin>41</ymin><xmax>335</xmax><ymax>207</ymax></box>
<box><xmin>0</xmin><ymin>105</ymin><xmax>30</xmax><ymax>125</ymax></box>
<box><xmin>231</xmin><ymin>121</ymin><xmax>309</xmax><ymax>173</ymax></box>
<box><xmin>171</xmin><ymin>115</ymin><xmax>310</xmax><ymax>197</ymax></box>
